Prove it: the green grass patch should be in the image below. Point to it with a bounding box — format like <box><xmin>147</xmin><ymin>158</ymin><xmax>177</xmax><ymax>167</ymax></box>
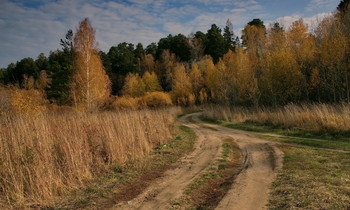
<box><xmin>201</xmin><ymin>116</ymin><xmax>350</xmax><ymax>150</ymax></box>
<box><xmin>257</xmin><ymin>135</ymin><xmax>350</xmax><ymax>151</ymax></box>
<box><xmin>269</xmin><ymin>146</ymin><xmax>350</xmax><ymax>209</ymax></box>
<box><xmin>49</xmin><ymin>124</ymin><xmax>197</xmax><ymax>209</ymax></box>
<box><xmin>173</xmin><ymin>138</ymin><xmax>242</xmax><ymax>209</ymax></box>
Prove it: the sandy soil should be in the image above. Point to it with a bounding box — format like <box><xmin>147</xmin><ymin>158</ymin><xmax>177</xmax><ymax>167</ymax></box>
<box><xmin>113</xmin><ymin>113</ymin><xmax>283</xmax><ymax>210</ymax></box>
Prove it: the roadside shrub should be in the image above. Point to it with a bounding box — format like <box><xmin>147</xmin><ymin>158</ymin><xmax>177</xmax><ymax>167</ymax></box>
<box><xmin>11</xmin><ymin>89</ymin><xmax>47</xmax><ymax>114</ymax></box>
<box><xmin>112</xmin><ymin>96</ymin><xmax>141</xmax><ymax>110</ymax></box>
<box><xmin>143</xmin><ymin>91</ymin><xmax>172</xmax><ymax>107</ymax></box>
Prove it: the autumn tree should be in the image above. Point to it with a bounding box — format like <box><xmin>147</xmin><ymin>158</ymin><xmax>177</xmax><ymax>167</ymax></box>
<box><xmin>287</xmin><ymin>19</ymin><xmax>316</xmax><ymax>99</ymax></box>
<box><xmin>232</xmin><ymin>48</ymin><xmax>259</xmax><ymax>105</ymax></box>
<box><xmin>159</xmin><ymin>50</ymin><xmax>178</xmax><ymax>91</ymax></box>
<box><xmin>71</xmin><ymin>18</ymin><xmax>110</xmax><ymax>111</ymax></box>
<box><xmin>241</xmin><ymin>18</ymin><xmax>266</xmax><ymax>80</ymax></box>
<box><xmin>261</xmin><ymin>47</ymin><xmax>305</xmax><ymax>105</ymax></box>
<box><xmin>171</xmin><ymin>63</ymin><xmax>194</xmax><ymax>106</ymax></box>
<box><xmin>142</xmin><ymin>71</ymin><xmax>162</xmax><ymax>92</ymax></box>
<box><xmin>316</xmin><ymin>16</ymin><xmax>348</xmax><ymax>102</ymax></box>
<box><xmin>122</xmin><ymin>73</ymin><xmax>145</xmax><ymax>97</ymax></box>
<box><xmin>140</xmin><ymin>54</ymin><xmax>159</xmax><ymax>75</ymax></box>
<box><xmin>189</xmin><ymin>63</ymin><xmax>205</xmax><ymax>104</ymax></box>
<box><xmin>198</xmin><ymin>56</ymin><xmax>220</xmax><ymax>102</ymax></box>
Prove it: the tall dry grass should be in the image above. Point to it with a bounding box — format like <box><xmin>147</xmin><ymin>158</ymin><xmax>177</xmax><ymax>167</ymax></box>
<box><xmin>0</xmin><ymin>107</ymin><xmax>180</xmax><ymax>208</ymax></box>
<box><xmin>203</xmin><ymin>103</ymin><xmax>350</xmax><ymax>135</ymax></box>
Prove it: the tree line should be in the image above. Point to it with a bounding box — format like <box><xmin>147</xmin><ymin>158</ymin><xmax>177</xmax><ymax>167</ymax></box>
<box><xmin>1</xmin><ymin>0</ymin><xmax>349</xmax><ymax>109</ymax></box>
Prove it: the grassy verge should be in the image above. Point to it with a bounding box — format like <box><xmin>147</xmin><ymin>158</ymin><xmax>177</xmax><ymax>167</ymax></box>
<box><xmin>200</xmin><ymin>116</ymin><xmax>350</xmax><ymax>151</ymax></box>
<box><xmin>48</xmin><ymin>124</ymin><xmax>196</xmax><ymax>209</ymax></box>
<box><xmin>200</xmin><ymin>115</ymin><xmax>350</xmax><ymax>209</ymax></box>
<box><xmin>172</xmin><ymin>138</ymin><xmax>242</xmax><ymax>209</ymax></box>
<box><xmin>257</xmin><ymin>134</ymin><xmax>350</xmax><ymax>151</ymax></box>
<box><xmin>268</xmin><ymin>146</ymin><xmax>350</xmax><ymax>209</ymax></box>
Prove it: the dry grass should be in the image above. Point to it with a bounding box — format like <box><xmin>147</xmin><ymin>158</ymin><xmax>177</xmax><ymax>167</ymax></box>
<box><xmin>203</xmin><ymin>103</ymin><xmax>350</xmax><ymax>136</ymax></box>
<box><xmin>268</xmin><ymin>146</ymin><xmax>350</xmax><ymax>209</ymax></box>
<box><xmin>0</xmin><ymin>107</ymin><xmax>180</xmax><ymax>208</ymax></box>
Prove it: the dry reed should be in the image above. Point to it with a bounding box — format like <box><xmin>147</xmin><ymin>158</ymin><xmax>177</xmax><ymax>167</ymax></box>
<box><xmin>0</xmin><ymin>107</ymin><xmax>180</xmax><ymax>208</ymax></box>
<box><xmin>203</xmin><ymin>103</ymin><xmax>350</xmax><ymax>134</ymax></box>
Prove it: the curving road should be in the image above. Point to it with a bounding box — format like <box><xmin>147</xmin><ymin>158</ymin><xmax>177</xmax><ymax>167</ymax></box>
<box><xmin>113</xmin><ymin>113</ymin><xmax>283</xmax><ymax>210</ymax></box>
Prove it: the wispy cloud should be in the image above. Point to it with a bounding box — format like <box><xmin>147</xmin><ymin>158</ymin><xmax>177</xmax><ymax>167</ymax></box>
<box><xmin>0</xmin><ymin>0</ymin><xmax>338</xmax><ymax>67</ymax></box>
<box><xmin>274</xmin><ymin>12</ymin><xmax>332</xmax><ymax>30</ymax></box>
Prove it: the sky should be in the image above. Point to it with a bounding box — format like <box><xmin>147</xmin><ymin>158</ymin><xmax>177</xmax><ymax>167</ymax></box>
<box><xmin>0</xmin><ymin>0</ymin><xmax>341</xmax><ymax>68</ymax></box>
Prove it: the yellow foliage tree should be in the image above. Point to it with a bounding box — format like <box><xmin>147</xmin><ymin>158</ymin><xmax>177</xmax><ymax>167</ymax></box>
<box><xmin>122</xmin><ymin>73</ymin><xmax>145</xmax><ymax>97</ymax></box>
<box><xmin>142</xmin><ymin>71</ymin><xmax>162</xmax><ymax>92</ymax></box>
<box><xmin>197</xmin><ymin>56</ymin><xmax>219</xmax><ymax>101</ymax></box>
<box><xmin>316</xmin><ymin>16</ymin><xmax>348</xmax><ymax>102</ymax></box>
<box><xmin>189</xmin><ymin>63</ymin><xmax>204</xmax><ymax>104</ymax></box>
<box><xmin>171</xmin><ymin>63</ymin><xmax>194</xmax><ymax>106</ymax></box>
<box><xmin>71</xmin><ymin>18</ymin><xmax>111</xmax><ymax>111</ymax></box>
<box><xmin>234</xmin><ymin>47</ymin><xmax>259</xmax><ymax>105</ymax></box>
<box><xmin>263</xmin><ymin>48</ymin><xmax>305</xmax><ymax>105</ymax></box>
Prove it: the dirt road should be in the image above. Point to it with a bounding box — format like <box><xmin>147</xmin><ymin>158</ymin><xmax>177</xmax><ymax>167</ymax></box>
<box><xmin>113</xmin><ymin>113</ymin><xmax>283</xmax><ymax>210</ymax></box>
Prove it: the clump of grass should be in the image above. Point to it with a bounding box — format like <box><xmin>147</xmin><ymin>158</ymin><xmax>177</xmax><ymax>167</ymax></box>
<box><xmin>0</xmin><ymin>107</ymin><xmax>181</xmax><ymax>208</ymax></box>
<box><xmin>268</xmin><ymin>146</ymin><xmax>350</xmax><ymax>209</ymax></box>
<box><xmin>203</xmin><ymin>103</ymin><xmax>350</xmax><ymax>137</ymax></box>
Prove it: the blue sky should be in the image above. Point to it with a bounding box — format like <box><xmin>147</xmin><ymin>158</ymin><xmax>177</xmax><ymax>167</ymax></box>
<box><xmin>0</xmin><ymin>0</ymin><xmax>340</xmax><ymax>68</ymax></box>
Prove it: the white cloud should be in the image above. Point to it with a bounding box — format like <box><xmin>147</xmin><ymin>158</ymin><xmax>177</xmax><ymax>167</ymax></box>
<box><xmin>274</xmin><ymin>12</ymin><xmax>332</xmax><ymax>31</ymax></box>
<box><xmin>306</xmin><ymin>0</ymin><xmax>338</xmax><ymax>12</ymax></box>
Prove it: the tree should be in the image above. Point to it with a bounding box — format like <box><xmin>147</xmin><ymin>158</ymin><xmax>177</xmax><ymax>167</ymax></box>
<box><xmin>241</xmin><ymin>19</ymin><xmax>266</xmax><ymax>58</ymax></box>
<box><xmin>140</xmin><ymin>54</ymin><xmax>159</xmax><ymax>74</ymax></box>
<box><xmin>234</xmin><ymin>48</ymin><xmax>259</xmax><ymax>105</ymax></box>
<box><xmin>122</xmin><ymin>73</ymin><xmax>145</xmax><ymax>97</ymax></box>
<box><xmin>145</xmin><ymin>43</ymin><xmax>157</xmax><ymax>57</ymax></box>
<box><xmin>316</xmin><ymin>16</ymin><xmax>348</xmax><ymax>102</ymax></box>
<box><xmin>205</xmin><ymin>24</ymin><xmax>227</xmax><ymax>63</ymax></box>
<box><xmin>35</xmin><ymin>53</ymin><xmax>50</xmax><ymax>71</ymax></box>
<box><xmin>46</xmin><ymin>29</ymin><xmax>75</xmax><ymax>105</ymax></box>
<box><xmin>188</xmin><ymin>33</ymin><xmax>205</xmax><ymax>61</ymax></box>
<box><xmin>262</xmin><ymin>48</ymin><xmax>305</xmax><ymax>105</ymax></box>
<box><xmin>189</xmin><ymin>63</ymin><xmax>204</xmax><ymax>104</ymax></box>
<box><xmin>60</xmin><ymin>29</ymin><xmax>73</xmax><ymax>51</ymax></box>
<box><xmin>337</xmin><ymin>0</ymin><xmax>350</xmax><ymax>14</ymax></box>
<box><xmin>223</xmin><ymin>19</ymin><xmax>238</xmax><ymax>51</ymax></box>
<box><xmin>142</xmin><ymin>71</ymin><xmax>162</xmax><ymax>92</ymax></box>
<box><xmin>156</xmin><ymin>34</ymin><xmax>191</xmax><ymax>62</ymax></box>
<box><xmin>8</xmin><ymin>58</ymin><xmax>39</xmax><ymax>85</ymax></box>
<box><xmin>46</xmin><ymin>50</ymin><xmax>74</xmax><ymax>105</ymax></box>
<box><xmin>159</xmin><ymin>50</ymin><xmax>178</xmax><ymax>91</ymax></box>
<box><xmin>171</xmin><ymin>63</ymin><xmax>194</xmax><ymax>106</ymax></box>
<box><xmin>108</xmin><ymin>42</ymin><xmax>136</xmax><ymax>94</ymax></box>
<box><xmin>287</xmin><ymin>19</ymin><xmax>316</xmax><ymax>100</ymax></box>
<box><xmin>71</xmin><ymin>18</ymin><xmax>110</xmax><ymax>111</ymax></box>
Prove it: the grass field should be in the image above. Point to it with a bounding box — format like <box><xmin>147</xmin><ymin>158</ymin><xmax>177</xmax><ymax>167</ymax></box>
<box><xmin>0</xmin><ymin>108</ymin><xmax>181</xmax><ymax>208</ymax></box>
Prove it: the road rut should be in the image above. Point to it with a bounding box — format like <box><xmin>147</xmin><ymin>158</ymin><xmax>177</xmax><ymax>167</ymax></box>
<box><xmin>113</xmin><ymin>113</ymin><xmax>283</xmax><ymax>210</ymax></box>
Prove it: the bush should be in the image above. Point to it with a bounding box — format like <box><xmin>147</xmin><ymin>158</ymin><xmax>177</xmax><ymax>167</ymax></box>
<box><xmin>112</xmin><ymin>96</ymin><xmax>141</xmax><ymax>109</ymax></box>
<box><xmin>143</xmin><ymin>92</ymin><xmax>173</xmax><ymax>107</ymax></box>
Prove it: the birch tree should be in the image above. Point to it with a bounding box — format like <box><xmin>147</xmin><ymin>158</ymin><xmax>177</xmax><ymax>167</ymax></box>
<box><xmin>71</xmin><ymin>18</ymin><xmax>110</xmax><ymax>111</ymax></box>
